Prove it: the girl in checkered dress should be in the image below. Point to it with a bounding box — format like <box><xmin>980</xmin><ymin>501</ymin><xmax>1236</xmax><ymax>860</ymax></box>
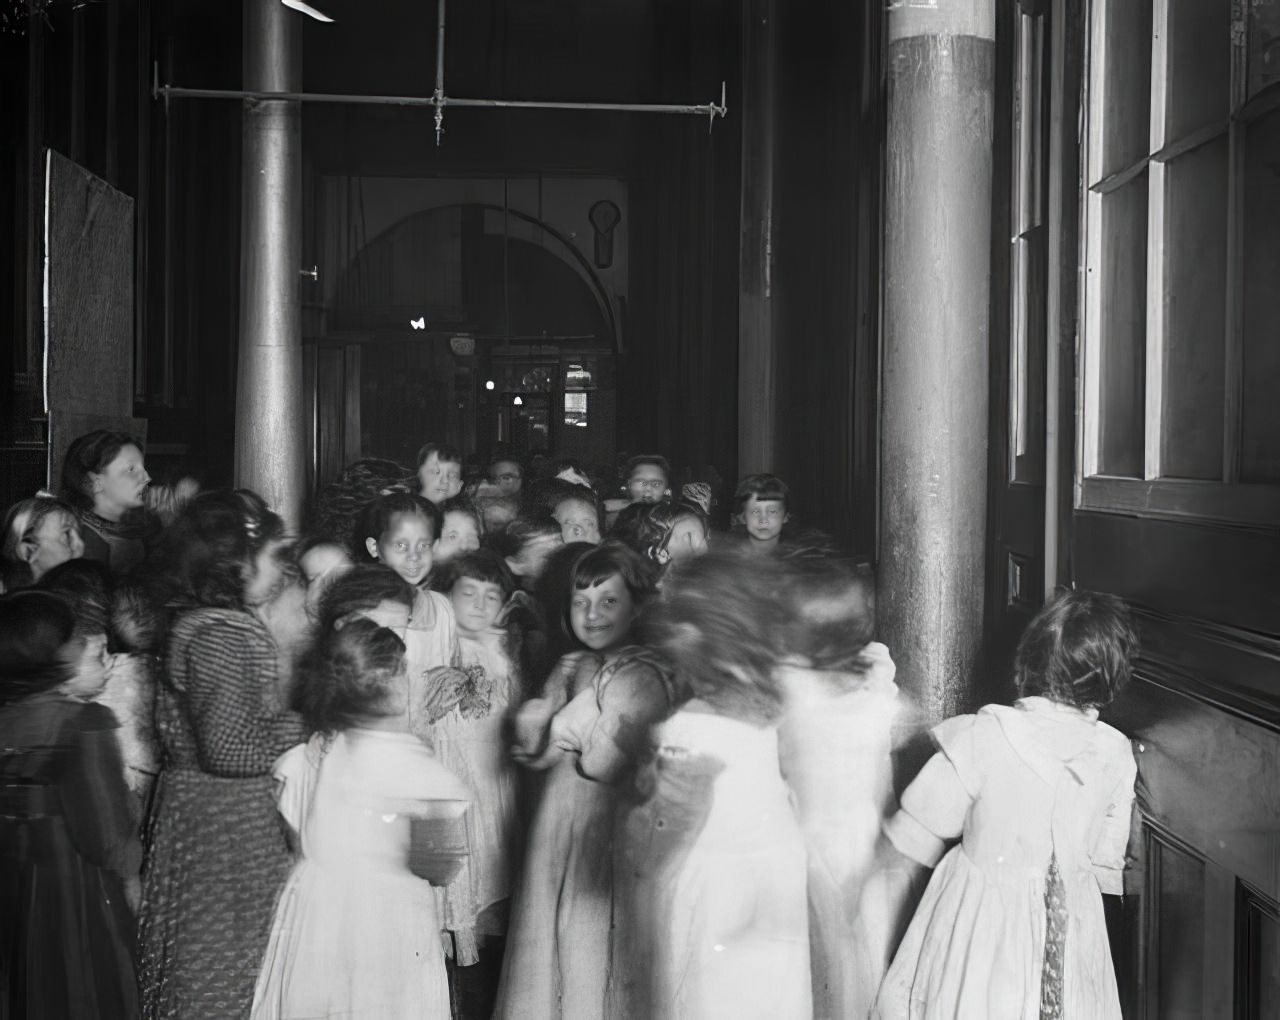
<box><xmin>138</xmin><ymin>490</ymin><xmax>305</xmax><ymax>1020</ymax></box>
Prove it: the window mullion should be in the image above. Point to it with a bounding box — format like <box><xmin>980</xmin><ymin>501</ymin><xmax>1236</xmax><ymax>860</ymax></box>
<box><xmin>1144</xmin><ymin>161</ymin><xmax>1166</xmax><ymax>481</ymax></box>
<box><xmin>1223</xmin><ymin>7</ymin><xmax>1248</xmax><ymax>484</ymax></box>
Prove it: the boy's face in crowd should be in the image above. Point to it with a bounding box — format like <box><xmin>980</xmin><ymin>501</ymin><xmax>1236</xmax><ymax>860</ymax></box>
<box><xmin>434</xmin><ymin>510</ymin><xmax>481</xmax><ymax>565</ymax></box>
<box><xmin>553</xmin><ymin>498</ymin><xmax>601</xmax><ymax>545</ymax></box>
<box><xmin>489</xmin><ymin>460</ymin><xmax>523</xmax><ymax>497</ymax></box>
<box><xmin>419</xmin><ymin>453</ymin><xmax>463</xmax><ymax>504</ymax></box>
<box><xmin>741</xmin><ymin>494</ymin><xmax>789</xmax><ymax>544</ymax></box>
<box><xmin>627</xmin><ymin>464</ymin><xmax>668</xmax><ymax>504</ymax></box>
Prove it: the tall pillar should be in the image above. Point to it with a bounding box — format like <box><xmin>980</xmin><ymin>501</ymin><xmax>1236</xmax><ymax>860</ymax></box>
<box><xmin>235</xmin><ymin>0</ymin><xmax>305</xmax><ymax>527</ymax></box>
<box><xmin>737</xmin><ymin>0</ymin><xmax>777</xmax><ymax>475</ymax></box>
<box><xmin>878</xmin><ymin>1</ymin><xmax>995</xmax><ymax>725</ymax></box>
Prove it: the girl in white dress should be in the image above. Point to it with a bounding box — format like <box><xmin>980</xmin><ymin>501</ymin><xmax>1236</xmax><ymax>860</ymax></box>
<box><xmin>251</xmin><ymin>617</ymin><xmax>471</xmax><ymax>1020</ymax></box>
<box><xmin>354</xmin><ymin>493</ymin><xmax>466</xmax><ymax>740</ymax></box>
<box><xmin>873</xmin><ymin>589</ymin><xmax>1138</xmax><ymax>1020</ymax></box>
<box><xmin>428</xmin><ymin>549</ymin><xmax>525</xmax><ymax>966</ymax></box>
<box><xmin>609</xmin><ymin>550</ymin><xmax>820</xmax><ymax>1020</ymax></box>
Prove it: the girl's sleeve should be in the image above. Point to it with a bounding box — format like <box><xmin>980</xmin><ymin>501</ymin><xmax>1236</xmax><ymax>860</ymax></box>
<box><xmin>1090</xmin><ymin>738</ymin><xmax>1138</xmax><ymax>894</ymax></box>
<box><xmin>273</xmin><ymin>742</ymin><xmax>316</xmax><ymax>835</ymax></box>
<box><xmin>181</xmin><ymin>618</ymin><xmax>306</xmax><ymax>777</ymax></box>
<box><xmin>61</xmin><ymin>703</ymin><xmax>142</xmax><ymax>881</ymax></box>
<box><xmin>883</xmin><ymin>715</ymin><xmax>985</xmax><ymax>867</ymax></box>
<box><xmin>580</xmin><ymin>660</ymin><xmax>671</xmax><ymax>783</ymax></box>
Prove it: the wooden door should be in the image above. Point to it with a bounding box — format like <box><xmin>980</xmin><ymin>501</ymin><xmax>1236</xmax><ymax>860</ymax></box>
<box><xmin>985</xmin><ymin>0</ymin><xmax>1052</xmax><ymax>701</ymax></box>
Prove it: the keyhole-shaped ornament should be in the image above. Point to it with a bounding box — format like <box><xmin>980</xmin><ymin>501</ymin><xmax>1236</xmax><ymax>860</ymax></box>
<box><xmin>589</xmin><ymin>200</ymin><xmax>621</xmax><ymax>269</ymax></box>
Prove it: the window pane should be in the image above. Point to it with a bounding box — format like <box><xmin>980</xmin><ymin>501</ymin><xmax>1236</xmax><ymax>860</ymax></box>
<box><xmin>1248</xmin><ymin>1</ymin><xmax>1280</xmax><ymax>102</ymax></box>
<box><xmin>1099</xmin><ymin>0</ymin><xmax>1154</xmax><ymax>179</ymax></box>
<box><xmin>1159</xmin><ymin>137</ymin><xmax>1228</xmax><ymax>480</ymax></box>
<box><xmin>1096</xmin><ymin>173</ymin><xmax>1148</xmax><ymax>477</ymax></box>
<box><xmin>1162</xmin><ymin>0</ymin><xmax>1231</xmax><ymax>144</ymax></box>
<box><xmin>1152</xmin><ymin>840</ymin><xmax>1206</xmax><ymax>1019</ymax></box>
<box><xmin>1242</xmin><ymin>108</ymin><xmax>1280</xmax><ymax>482</ymax></box>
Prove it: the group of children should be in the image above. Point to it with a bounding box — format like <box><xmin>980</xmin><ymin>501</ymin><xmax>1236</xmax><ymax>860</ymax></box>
<box><xmin>0</xmin><ymin>429</ymin><xmax>1140</xmax><ymax>1020</ymax></box>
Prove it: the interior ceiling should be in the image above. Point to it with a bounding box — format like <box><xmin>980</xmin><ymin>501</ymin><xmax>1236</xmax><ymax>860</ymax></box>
<box><xmin>298</xmin><ymin>0</ymin><xmax>657</xmax><ymax>101</ymax></box>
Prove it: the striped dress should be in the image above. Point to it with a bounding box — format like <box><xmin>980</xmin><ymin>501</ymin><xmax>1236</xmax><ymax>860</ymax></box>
<box><xmin>139</xmin><ymin>607</ymin><xmax>304</xmax><ymax>1020</ymax></box>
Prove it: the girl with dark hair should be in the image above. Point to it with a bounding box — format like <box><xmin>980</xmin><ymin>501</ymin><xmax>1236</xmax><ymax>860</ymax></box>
<box><xmin>354</xmin><ymin>493</ymin><xmax>467</xmax><ymax>744</ymax></box>
<box><xmin>0</xmin><ymin>589</ymin><xmax>141</xmax><ymax>1018</ymax></box>
<box><xmin>731</xmin><ymin>473</ymin><xmax>792</xmax><ymax>556</ymax></box>
<box><xmin>609</xmin><ymin>499</ymin><xmax>709</xmax><ymax>572</ymax></box>
<box><xmin>874</xmin><ymin>588</ymin><xmax>1138</xmax><ymax>1020</ymax></box>
<box><xmin>138</xmin><ymin>490</ymin><xmax>306</xmax><ymax>1020</ymax></box>
<box><xmin>60</xmin><ymin>429</ymin><xmax>155</xmax><ymax>575</ymax></box>
<box><xmin>251</xmin><ymin>618</ymin><xmax>470</xmax><ymax>1020</ymax></box>
<box><xmin>494</xmin><ymin>542</ymin><xmax>675</xmax><ymax>1020</ymax></box>
<box><xmin>428</xmin><ymin>551</ymin><xmax>524</xmax><ymax>978</ymax></box>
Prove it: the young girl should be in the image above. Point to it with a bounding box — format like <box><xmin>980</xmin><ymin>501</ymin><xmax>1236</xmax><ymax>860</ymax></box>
<box><xmin>429</xmin><ymin>550</ymin><xmax>524</xmax><ymax>970</ymax></box>
<box><xmin>1</xmin><ymin>495</ymin><xmax>85</xmax><ymax>590</ymax></box>
<box><xmin>731</xmin><ymin>473</ymin><xmax>791</xmax><ymax>556</ymax></box>
<box><xmin>355</xmin><ymin>493</ymin><xmax>466</xmax><ymax>742</ymax></box>
<box><xmin>606</xmin><ymin>550</ymin><xmax>814</xmax><ymax>1020</ymax></box>
<box><xmin>139</xmin><ymin>490</ymin><xmax>305</xmax><ymax>1019</ymax></box>
<box><xmin>494</xmin><ymin>542</ymin><xmax>675</xmax><ymax>1020</ymax></box>
<box><xmin>873</xmin><ymin>589</ymin><xmax>1138</xmax><ymax>1019</ymax></box>
<box><xmin>60</xmin><ymin>430</ymin><xmax>155</xmax><ymax>576</ymax></box>
<box><xmin>0</xmin><ymin>589</ymin><xmax>141</xmax><ymax>1018</ymax></box>
<box><xmin>251</xmin><ymin>618</ymin><xmax>471</xmax><ymax>1020</ymax></box>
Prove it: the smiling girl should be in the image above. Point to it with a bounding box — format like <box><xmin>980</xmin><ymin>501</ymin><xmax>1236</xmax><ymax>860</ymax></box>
<box><xmin>494</xmin><ymin>542</ymin><xmax>676</xmax><ymax>1020</ymax></box>
<box><xmin>354</xmin><ymin>494</ymin><xmax>467</xmax><ymax>744</ymax></box>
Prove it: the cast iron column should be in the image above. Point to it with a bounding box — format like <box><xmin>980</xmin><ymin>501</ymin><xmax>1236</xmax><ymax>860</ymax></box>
<box><xmin>879</xmin><ymin>1</ymin><xmax>995</xmax><ymax>725</ymax></box>
<box><xmin>235</xmin><ymin>0</ymin><xmax>305</xmax><ymax>526</ymax></box>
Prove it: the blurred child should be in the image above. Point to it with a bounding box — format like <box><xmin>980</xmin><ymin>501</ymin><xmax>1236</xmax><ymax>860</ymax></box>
<box><xmin>608</xmin><ymin>551</ymin><xmax>811</xmax><ymax>1020</ymax></box>
<box><xmin>494</xmin><ymin>543</ymin><xmax>674</xmax><ymax>1020</ymax></box>
<box><xmin>252</xmin><ymin>618</ymin><xmax>471</xmax><ymax>1020</ymax></box>
<box><xmin>433</xmin><ymin>496</ymin><xmax>483</xmax><ymax>566</ymax></box>
<box><xmin>429</xmin><ymin>550</ymin><xmax>525</xmax><ymax>989</ymax></box>
<box><xmin>355</xmin><ymin>494</ymin><xmax>466</xmax><ymax>744</ymax></box>
<box><xmin>873</xmin><ymin>589</ymin><xmax>1138</xmax><ymax>1019</ymax></box>
<box><xmin>295</xmin><ymin>536</ymin><xmax>354</xmax><ymax>620</ymax></box>
<box><xmin>551</xmin><ymin>486</ymin><xmax>605</xmax><ymax>545</ymax></box>
<box><xmin>0</xmin><ymin>589</ymin><xmax>141</xmax><ymax>1018</ymax></box>
<box><xmin>609</xmin><ymin>500</ymin><xmax>709</xmax><ymax>575</ymax></box>
<box><xmin>1</xmin><ymin>495</ymin><xmax>85</xmax><ymax>590</ymax></box>
<box><xmin>772</xmin><ymin>555</ymin><xmax>901</xmax><ymax>1020</ymax></box>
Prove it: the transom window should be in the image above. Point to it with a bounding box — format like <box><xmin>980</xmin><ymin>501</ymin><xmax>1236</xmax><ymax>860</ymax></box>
<box><xmin>1080</xmin><ymin>0</ymin><xmax>1280</xmax><ymax>525</ymax></box>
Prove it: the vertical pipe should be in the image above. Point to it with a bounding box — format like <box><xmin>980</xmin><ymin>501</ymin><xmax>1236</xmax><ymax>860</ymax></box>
<box><xmin>236</xmin><ymin>0</ymin><xmax>305</xmax><ymax>526</ymax></box>
<box><xmin>435</xmin><ymin>0</ymin><xmax>446</xmax><ymax>97</ymax></box>
<box><xmin>737</xmin><ymin>0</ymin><xmax>777</xmax><ymax>475</ymax></box>
<box><xmin>879</xmin><ymin>1</ymin><xmax>996</xmax><ymax>725</ymax></box>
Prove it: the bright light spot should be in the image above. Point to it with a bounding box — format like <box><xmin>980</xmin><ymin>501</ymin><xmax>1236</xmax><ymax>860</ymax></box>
<box><xmin>513</xmin><ymin>396</ymin><xmax>524</xmax><ymax>406</ymax></box>
<box><xmin>485</xmin><ymin>380</ymin><xmax>495</xmax><ymax>391</ymax></box>
<box><xmin>410</xmin><ymin>317</ymin><xmax>425</xmax><ymax>330</ymax></box>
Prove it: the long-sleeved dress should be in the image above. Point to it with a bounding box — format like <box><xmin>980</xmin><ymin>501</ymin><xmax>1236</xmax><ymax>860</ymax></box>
<box><xmin>139</xmin><ymin>607</ymin><xmax>305</xmax><ymax>1020</ymax></box>
<box><xmin>493</xmin><ymin>648</ymin><xmax>676</xmax><ymax>1020</ymax></box>
<box><xmin>0</xmin><ymin>695</ymin><xmax>141</xmax><ymax>1019</ymax></box>
<box><xmin>873</xmin><ymin>697</ymin><xmax>1137</xmax><ymax>1020</ymax></box>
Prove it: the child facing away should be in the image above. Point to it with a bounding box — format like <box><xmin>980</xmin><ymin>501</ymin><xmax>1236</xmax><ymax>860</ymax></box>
<box><xmin>873</xmin><ymin>589</ymin><xmax>1139</xmax><ymax>1020</ymax></box>
<box><xmin>251</xmin><ymin>618</ymin><xmax>472</xmax><ymax>1020</ymax></box>
<box><xmin>428</xmin><ymin>550</ymin><xmax>526</xmax><ymax>968</ymax></box>
<box><xmin>493</xmin><ymin>542</ymin><xmax>677</xmax><ymax>1020</ymax></box>
<box><xmin>0</xmin><ymin>589</ymin><xmax>141</xmax><ymax>1019</ymax></box>
<box><xmin>355</xmin><ymin>493</ymin><xmax>467</xmax><ymax>743</ymax></box>
<box><xmin>607</xmin><ymin>550</ymin><xmax>819</xmax><ymax>1020</ymax></box>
